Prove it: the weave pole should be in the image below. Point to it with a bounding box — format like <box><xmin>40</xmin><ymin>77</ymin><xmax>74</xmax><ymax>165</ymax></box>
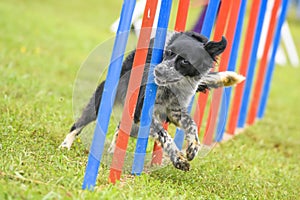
<box><xmin>172</xmin><ymin>0</ymin><xmax>191</xmax><ymax>150</ymax></box>
<box><xmin>148</xmin><ymin>0</ymin><xmax>190</xmax><ymax>156</ymax></box>
<box><xmin>131</xmin><ymin>0</ymin><xmax>173</xmax><ymax>175</ymax></box>
<box><xmin>174</xmin><ymin>0</ymin><xmax>190</xmax><ymax>32</ymax></box>
<box><xmin>203</xmin><ymin>0</ymin><xmax>242</xmax><ymax>145</ymax></box>
<box><xmin>193</xmin><ymin>0</ymin><xmax>221</xmax><ymax>135</ymax></box>
<box><xmin>215</xmin><ymin>0</ymin><xmax>247</xmax><ymax>141</ymax></box>
<box><xmin>150</xmin><ymin>0</ymin><xmax>193</xmax><ymax>166</ymax></box>
<box><xmin>194</xmin><ymin>0</ymin><xmax>231</xmax><ymax>144</ymax></box>
<box><xmin>227</xmin><ymin>0</ymin><xmax>267</xmax><ymax>134</ymax></box>
<box><xmin>236</xmin><ymin>0</ymin><xmax>268</xmax><ymax>129</ymax></box>
<box><xmin>174</xmin><ymin>0</ymin><xmax>222</xmax><ymax>150</ymax></box>
<box><xmin>109</xmin><ymin>0</ymin><xmax>159</xmax><ymax>184</ymax></box>
<box><xmin>258</xmin><ymin>0</ymin><xmax>290</xmax><ymax>118</ymax></box>
<box><xmin>82</xmin><ymin>0</ymin><xmax>135</xmax><ymax>190</ymax></box>
<box><xmin>247</xmin><ymin>0</ymin><xmax>281</xmax><ymax>125</ymax></box>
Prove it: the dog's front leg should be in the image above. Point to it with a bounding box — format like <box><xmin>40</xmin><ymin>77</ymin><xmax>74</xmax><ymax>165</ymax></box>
<box><xmin>150</xmin><ymin>118</ymin><xmax>190</xmax><ymax>171</ymax></box>
<box><xmin>170</xmin><ymin>109</ymin><xmax>200</xmax><ymax>161</ymax></box>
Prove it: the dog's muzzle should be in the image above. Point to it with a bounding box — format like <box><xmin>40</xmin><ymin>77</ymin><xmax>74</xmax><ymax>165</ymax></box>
<box><xmin>154</xmin><ymin>63</ymin><xmax>181</xmax><ymax>86</ymax></box>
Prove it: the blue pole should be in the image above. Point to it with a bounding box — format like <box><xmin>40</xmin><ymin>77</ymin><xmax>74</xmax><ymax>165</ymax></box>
<box><xmin>82</xmin><ymin>0</ymin><xmax>135</xmax><ymax>190</ymax></box>
<box><xmin>237</xmin><ymin>0</ymin><xmax>268</xmax><ymax>128</ymax></box>
<box><xmin>174</xmin><ymin>0</ymin><xmax>221</xmax><ymax>149</ymax></box>
<box><xmin>215</xmin><ymin>0</ymin><xmax>247</xmax><ymax>142</ymax></box>
<box><xmin>131</xmin><ymin>0</ymin><xmax>173</xmax><ymax>175</ymax></box>
<box><xmin>201</xmin><ymin>0</ymin><xmax>221</xmax><ymax>37</ymax></box>
<box><xmin>258</xmin><ymin>0</ymin><xmax>290</xmax><ymax>118</ymax></box>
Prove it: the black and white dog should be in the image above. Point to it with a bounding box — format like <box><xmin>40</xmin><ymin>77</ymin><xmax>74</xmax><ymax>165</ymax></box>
<box><xmin>60</xmin><ymin>31</ymin><xmax>244</xmax><ymax>171</ymax></box>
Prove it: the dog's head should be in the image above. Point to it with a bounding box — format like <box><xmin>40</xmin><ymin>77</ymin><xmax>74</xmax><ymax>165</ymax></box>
<box><xmin>154</xmin><ymin>31</ymin><xmax>227</xmax><ymax>88</ymax></box>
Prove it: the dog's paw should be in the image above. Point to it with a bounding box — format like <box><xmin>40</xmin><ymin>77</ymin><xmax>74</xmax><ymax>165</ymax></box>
<box><xmin>219</xmin><ymin>71</ymin><xmax>245</xmax><ymax>87</ymax></box>
<box><xmin>172</xmin><ymin>151</ymin><xmax>190</xmax><ymax>171</ymax></box>
<box><xmin>59</xmin><ymin>131</ymin><xmax>77</xmax><ymax>150</ymax></box>
<box><xmin>186</xmin><ymin>140</ymin><xmax>200</xmax><ymax>161</ymax></box>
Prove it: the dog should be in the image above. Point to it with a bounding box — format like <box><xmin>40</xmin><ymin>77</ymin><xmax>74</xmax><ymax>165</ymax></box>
<box><xmin>60</xmin><ymin>31</ymin><xmax>245</xmax><ymax>171</ymax></box>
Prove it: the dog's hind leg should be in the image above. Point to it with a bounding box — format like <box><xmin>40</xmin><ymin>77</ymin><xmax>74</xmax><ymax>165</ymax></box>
<box><xmin>107</xmin><ymin>124</ymin><xmax>119</xmax><ymax>154</ymax></box>
<box><xmin>150</xmin><ymin>118</ymin><xmax>190</xmax><ymax>171</ymax></box>
<box><xmin>60</xmin><ymin>50</ymin><xmax>137</xmax><ymax>150</ymax></box>
<box><xmin>60</xmin><ymin>81</ymin><xmax>105</xmax><ymax>149</ymax></box>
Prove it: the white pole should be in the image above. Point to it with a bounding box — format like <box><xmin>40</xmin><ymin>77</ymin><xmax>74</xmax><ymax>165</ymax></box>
<box><xmin>257</xmin><ymin>0</ymin><xmax>274</xmax><ymax>59</ymax></box>
<box><xmin>281</xmin><ymin>21</ymin><xmax>300</xmax><ymax>67</ymax></box>
<box><xmin>275</xmin><ymin>45</ymin><xmax>287</xmax><ymax>66</ymax></box>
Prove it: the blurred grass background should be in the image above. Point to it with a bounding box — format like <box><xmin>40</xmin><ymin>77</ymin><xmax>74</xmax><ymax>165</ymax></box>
<box><xmin>0</xmin><ymin>0</ymin><xmax>300</xmax><ymax>199</ymax></box>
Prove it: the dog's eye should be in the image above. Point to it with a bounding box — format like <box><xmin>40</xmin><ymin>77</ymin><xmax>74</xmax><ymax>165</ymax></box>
<box><xmin>175</xmin><ymin>57</ymin><xmax>200</xmax><ymax>77</ymax></box>
<box><xmin>165</xmin><ymin>49</ymin><xmax>175</xmax><ymax>58</ymax></box>
<box><xmin>180</xmin><ymin>59</ymin><xmax>190</xmax><ymax>66</ymax></box>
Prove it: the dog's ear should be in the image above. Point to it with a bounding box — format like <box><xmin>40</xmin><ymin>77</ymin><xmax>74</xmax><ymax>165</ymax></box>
<box><xmin>184</xmin><ymin>31</ymin><xmax>209</xmax><ymax>44</ymax></box>
<box><xmin>204</xmin><ymin>36</ymin><xmax>227</xmax><ymax>61</ymax></box>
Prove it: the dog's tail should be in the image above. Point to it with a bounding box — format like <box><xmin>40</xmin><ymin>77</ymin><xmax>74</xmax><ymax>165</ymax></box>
<box><xmin>197</xmin><ymin>71</ymin><xmax>245</xmax><ymax>93</ymax></box>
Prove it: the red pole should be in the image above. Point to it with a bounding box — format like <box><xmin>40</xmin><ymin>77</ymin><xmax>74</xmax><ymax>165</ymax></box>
<box><xmin>203</xmin><ymin>0</ymin><xmax>241</xmax><ymax>145</ymax></box>
<box><xmin>227</xmin><ymin>0</ymin><xmax>261</xmax><ymax>134</ymax></box>
<box><xmin>109</xmin><ymin>0</ymin><xmax>159</xmax><ymax>184</ymax></box>
<box><xmin>194</xmin><ymin>0</ymin><xmax>232</xmax><ymax>137</ymax></box>
<box><xmin>175</xmin><ymin>0</ymin><xmax>190</xmax><ymax>32</ymax></box>
<box><xmin>247</xmin><ymin>0</ymin><xmax>281</xmax><ymax>125</ymax></box>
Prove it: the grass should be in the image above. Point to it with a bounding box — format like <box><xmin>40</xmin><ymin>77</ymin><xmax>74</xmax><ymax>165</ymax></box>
<box><xmin>1</xmin><ymin>0</ymin><xmax>300</xmax><ymax>199</ymax></box>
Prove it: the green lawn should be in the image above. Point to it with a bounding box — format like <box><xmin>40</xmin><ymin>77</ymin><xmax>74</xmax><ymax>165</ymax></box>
<box><xmin>1</xmin><ymin>0</ymin><xmax>300</xmax><ymax>199</ymax></box>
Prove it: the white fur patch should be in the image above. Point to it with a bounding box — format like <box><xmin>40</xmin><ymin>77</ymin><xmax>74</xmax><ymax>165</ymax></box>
<box><xmin>59</xmin><ymin>130</ymin><xmax>77</xmax><ymax>150</ymax></box>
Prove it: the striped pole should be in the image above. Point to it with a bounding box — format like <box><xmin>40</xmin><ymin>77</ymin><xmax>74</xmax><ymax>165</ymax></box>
<box><xmin>82</xmin><ymin>0</ymin><xmax>136</xmax><ymax>190</ymax></box>
<box><xmin>131</xmin><ymin>0</ymin><xmax>173</xmax><ymax>175</ymax></box>
<box><xmin>247</xmin><ymin>0</ymin><xmax>282</xmax><ymax>125</ymax></box>
<box><xmin>108</xmin><ymin>0</ymin><xmax>159</xmax><ymax>184</ymax></box>
<box><xmin>258</xmin><ymin>0</ymin><xmax>290</xmax><ymax>118</ymax></box>
<box><xmin>215</xmin><ymin>0</ymin><xmax>247</xmax><ymax>141</ymax></box>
